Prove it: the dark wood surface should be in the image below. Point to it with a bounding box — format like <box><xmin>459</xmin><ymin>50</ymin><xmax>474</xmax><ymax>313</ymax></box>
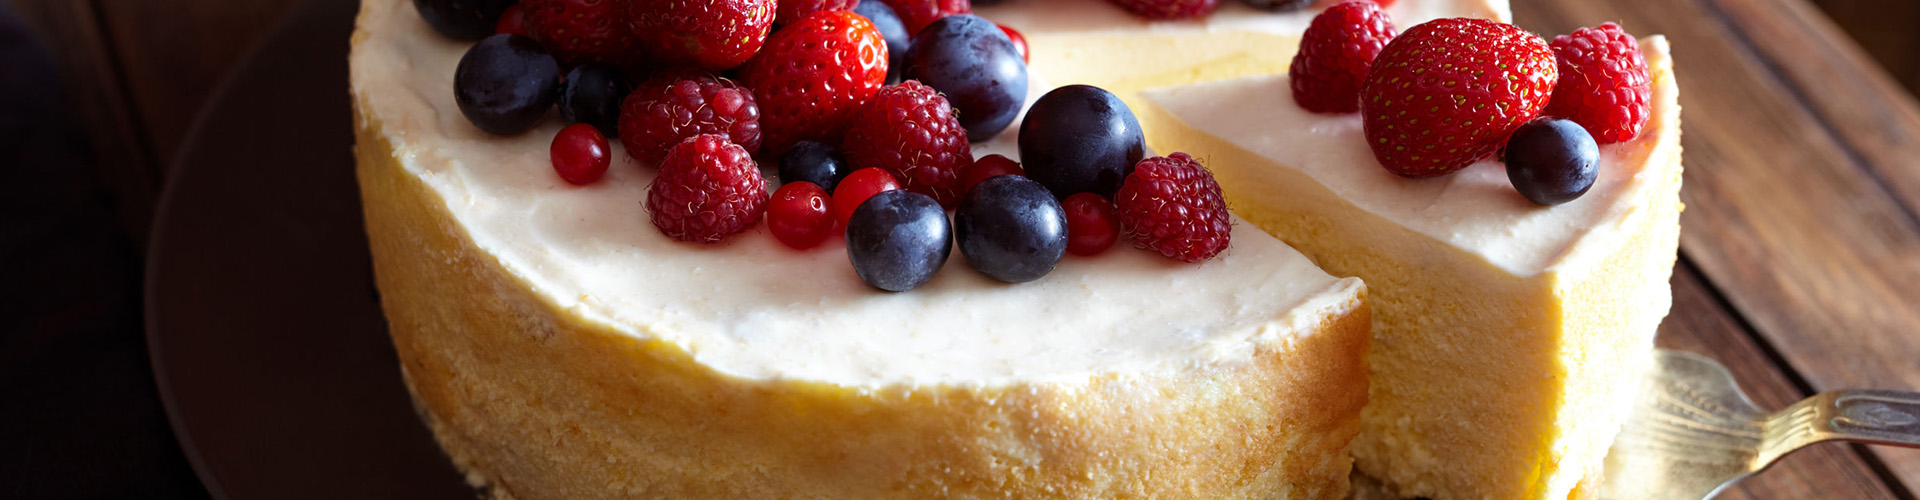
<box><xmin>10</xmin><ymin>0</ymin><xmax>1920</xmax><ymax>497</ymax></box>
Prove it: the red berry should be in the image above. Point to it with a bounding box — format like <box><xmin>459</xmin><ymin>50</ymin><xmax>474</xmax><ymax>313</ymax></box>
<box><xmin>1114</xmin><ymin>153</ymin><xmax>1231</xmax><ymax>262</ymax></box>
<box><xmin>777</xmin><ymin>0</ymin><xmax>860</xmax><ymax>26</ymax></box>
<box><xmin>521</xmin><ymin>0</ymin><xmax>638</xmax><ymax>67</ymax></box>
<box><xmin>883</xmin><ymin>0</ymin><xmax>971</xmax><ymax>35</ymax></box>
<box><xmin>842</xmin><ymin>81</ymin><xmax>973</xmax><ymax>206</ymax></box>
<box><xmin>1105</xmin><ymin>0</ymin><xmax>1215</xmax><ymax>20</ymax></box>
<box><xmin>647</xmin><ymin>135</ymin><xmax>770</xmax><ymax>244</ymax></box>
<box><xmin>1545</xmin><ymin>22</ymin><xmax>1651</xmax><ymax>144</ymax></box>
<box><xmin>961</xmin><ymin>154</ymin><xmax>1025</xmax><ymax>194</ymax></box>
<box><xmin>998</xmin><ymin>24</ymin><xmax>1029</xmax><ymax>63</ymax></box>
<box><xmin>1289</xmin><ymin>1</ymin><xmax>1395</xmax><ymax>114</ymax></box>
<box><xmin>833</xmin><ymin>167</ymin><xmax>901</xmax><ymax>226</ymax></box>
<box><xmin>552</xmin><ymin>123</ymin><xmax>612</xmax><ymax>185</ymax></box>
<box><xmin>619</xmin><ymin>71</ymin><xmax>763</xmax><ymax>164</ymax></box>
<box><xmin>769</xmin><ymin>182</ymin><xmax>836</xmax><ymax>249</ymax></box>
<box><xmin>495</xmin><ymin>3</ymin><xmax>529</xmax><ymax>37</ymax></box>
<box><xmin>1361</xmin><ymin>18</ymin><xmax>1556</xmax><ymax>177</ymax></box>
<box><xmin>628</xmin><ymin>0</ymin><xmax>776</xmax><ymax>71</ymax></box>
<box><xmin>741</xmin><ymin>11</ymin><xmax>890</xmax><ymax>156</ymax></box>
<box><xmin>1062</xmin><ymin>192</ymin><xmax>1118</xmax><ymax>256</ymax></box>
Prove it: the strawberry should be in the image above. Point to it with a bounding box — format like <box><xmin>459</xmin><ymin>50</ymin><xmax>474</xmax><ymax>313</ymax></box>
<box><xmin>628</xmin><ymin>0</ymin><xmax>777</xmax><ymax>71</ymax></box>
<box><xmin>883</xmin><ymin>0</ymin><xmax>970</xmax><ymax>35</ymax></box>
<box><xmin>740</xmin><ymin>11</ymin><xmax>890</xmax><ymax>156</ymax></box>
<box><xmin>777</xmin><ymin>0</ymin><xmax>860</xmax><ymax>26</ymax></box>
<box><xmin>521</xmin><ymin>0</ymin><xmax>638</xmax><ymax>67</ymax></box>
<box><xmin>1545</xmin><ymin>22</ymin><xmax>1651</xmax><ymax>144</ymax></box>
<box><xmin>1105</xmin><ymin>0</ymin><xmax>1216</xmax><ymax>20</ymax></box>
<box><xmin>1288</xmin><ymin>1</ymin><xmax>1395</xmax><ymax>113</ymax></box>
<box><xmin>1360</xmin><ymin>18</ymin><xmax>1556</xmax><ymax>177</ymax></box>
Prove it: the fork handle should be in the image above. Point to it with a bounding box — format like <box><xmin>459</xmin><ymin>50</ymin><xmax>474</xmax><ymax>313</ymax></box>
<box><xmin>1815</xmin><ymin>389</ymin><xmax>1920</xmax><ymax>448</ymax></box>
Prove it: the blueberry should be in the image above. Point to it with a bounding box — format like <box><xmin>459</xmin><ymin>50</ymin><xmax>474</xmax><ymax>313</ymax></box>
<box><xmin>847</xmin><ymin>190</ymin><xmax>952</xmax><ymax>292</ymax></box>
<box><xmin>780</xmin><ymin>141</ymin><xmax>853</xmax><ymax>194</ymax></box>
<box><xmin>956</xmin><ymin>176</ymin><xmax>1067</xmax><ymax>283</ymax></box>
<box><xmin>455</xmin><ymin>34</ymin><xmax>562</xmax><ymax>135</ymax></box>
<box><xmin>905</xmin><ymin>15</ymin><xmax>1029</xmax><ymax>142</ymax></box>
<box><xmin>853</xmin><ymin>0</ymin><xmax>910</xmax><ymax>85</ymax></box>
<box><xmin>413</xmin><ymin>0</ymin><xmax>517</xmax><ymax>40</ymax></box>
<box><xmin>1241</xmin><ymin>0</ymin><xmax>1312</xmax><ymax>11</ymax></box>
<box><xmin>559</xmin><ymin>64</ymin><xmax>633</xmax><ymax>136</ymax></box>
<box><xmin>1505</xmin><ymin>118</ymin><xmax>1600</xmax><ymax>206</ymax></box>
<box><xmin>1018</xmin><ymin>85</ymin><xmax>1146</xmax><ymax>199</ymax></box>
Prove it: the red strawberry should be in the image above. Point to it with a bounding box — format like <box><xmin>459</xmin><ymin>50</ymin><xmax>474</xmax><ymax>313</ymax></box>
<box><xmin>647</xmin><ymin>134</ymin><xmax>770</xmax><ymax>244</ymax></box>
<box><xmin>740</xmin><ymin>11</ymin><xmax>890</xmax><ymax>156</ymax></box>
<box><xmin>883</xmin><ymin>0</ymin><xmax>970</xmax><ymax>35</ymax></box>
<box><xmin>1105</xmin><ymin>0</ymin><xmax>1216</xmax><ymax>20</ymax></box>
<box><xmin>1288</xmin><ymin>1</ymin><xmax>1395</xmax><ymax>113</ymax></box>
<box><xmin>1545</xmin><ymin>22</ymin><xmax>1651</xmax><ymax>144</ymax></box>
<box><xmin>1361</xmin><ymin>18</ymin><xmax>1556</xmax><ymax>177</ymax></box>
<box><xmin>521</xmin><ymin>0</ymin><xmax>638</xmax><ymax>67</ymax></box>
<box><xmin>842</xmin><ymin>81</ymin><xmax>972</xmax><ymax>206</ymax></box>
<box><xmin>777</xmin><ymin>0</ymin><xmax>860</xmax><ymax>26</ymax></box>
<box><xmin>628</xmin><ymin>0</ymin><xmax>776</xmax><ymax>71</ymax></box>
<box><xmin>619</xmin><ymin>71</ymin><xmax>763</xmax><ymax>164</ymax></box>
<box><xmin>1114</xmin><ymin>153</ymin><xmax>1231</xmax><ymax>263</ymax></box>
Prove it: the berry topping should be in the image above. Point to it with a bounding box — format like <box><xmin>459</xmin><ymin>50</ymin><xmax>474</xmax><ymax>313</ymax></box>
<box><xmin>740</xmin><ymin>11</ymin><xmax>890</xmax><ymax>156</ymax></box>
<box><xmin>628</xmin><ymin>0</ymin><xmax>776</xmax><ymax>71</ymax></box>
<box><xmin>1504</xmin><ymin>118</ymin><xmax>1599</xmax><ymax>206</ymax></box>
<box><xmin>552</xmin><ymin>123</ymin><xmax>612</xmax><ymax>185</ymax></box>
<box><xmin>961</xmin><ymin>154</ymin><xmax>1025</xmax><ymax>194</ymax></box>
<box><xmin>618</xmin><ymin>72</ymin><xmax>763</xmax><ymax>164</ymax></box>
<box><xmin>646</xmin><ymin>135</ymin><xmax>770</xmax><ymax>244</ymax></box>
<box><xmin>414</xmin><ymin>0</ymin><xmax>517</xmax><ymax>40</ymax></box>
<box><xmin>1105</xmin><ymin>0</ymin><xmax>1216</xmax><ymax>20</ymax></box>
<box><xmin>1361</xmin><ymin>18</ymin><xmax>1556</xmax><ymax>177</ymax></box>
<box><xmin>1019</xmin><ymin>85</ymin><xmax>1146</xmax><ymax>199</ymax></box>
<box><xmin>834</xmin><ymin>167</ymin><xmax>902</xmax><ymax>226</ymax></box>
<box><xmin>780</xmin><ymin>141</ymin><xmax>853</xmax><ymax>193</ymax></box>
<box><xmin>1545</xmin><ymin>22</ymin><xmax>1652</xmax><ymax>144</ymax></box>
<box><xmin>559</xmin><ymin>63</ymin><xmax>634</xmax><ymax>136</ymax></box>
<box><xmin>1241</xmin><ymin>0</ymin><xmax>1310</xmax><ymax>12</ymax></box>
<box><xmin>1289</xmin><ymin>1</ymin><xmax>1396</xmax><ymax>114</ymax></box>
<box><xmin>853</xmin><ymin>0</ymin><xmax>911</xmax><ymax>85</ymax></box>
<box><xmin>1115</xmin><ymin>153</ymin><xmax>1231</xmax><ymax>262</ymax></box>
<box><xmin>956</xmin><ymin>176</ymin><xmax>1067</xmax><ymax>283</ymax></box>
<box><xmin>998</xmin><ymin>24</ymin><xmax>1029</xmax><ymax>63</ymax></box>
<box><xmin>522</xmin><ymin>0</ymin><xmax>639</xmax><ymax>67</ymax></box>
<box><xmin>454</xmin><ymin>34</ymin><xmax>562</xmax><ymax>135</ymax></box>
<box><xmin>1061</xmin><ymin>192</ymin><xmax>1119</xmax><ymax>256</ymax></box>
<box><xmin>769</xmin><ymin>182</ymin><xmax>837</xmax><ymax>249</ymax></box>
<box><xmin>847</xmin><ymin>190</ymin><xmax>952</xmax><ymax>292</ymax></box>
<box><xmin>905</xmin><ymin>15</ymin><xmax>1029</xmax><ymax>141</ymax></box>
<box><xmin>882</xmin><ymin>0</ymin><xmax>971</xmax><ymax>36</ymax></box>
<box><xmin>842</xmin><ymin>81</ymin><xmax>974</xmax><ymax>206</ymax></box>
<box><xmin>777</xmin><ymin>0</ymin><xmax>860</xmax><ymax>25</ymax></box>
<box><xmin>495</xmin><ymin>3</ymin><xmax>530</xmax><ymax>37</ymax></box>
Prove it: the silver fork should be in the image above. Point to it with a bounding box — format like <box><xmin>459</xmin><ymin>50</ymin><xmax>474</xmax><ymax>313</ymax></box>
<box><xmin>1597</xmin><ymin>350</ymin><xmax>1920</xmax><ymax>500</ymax></box>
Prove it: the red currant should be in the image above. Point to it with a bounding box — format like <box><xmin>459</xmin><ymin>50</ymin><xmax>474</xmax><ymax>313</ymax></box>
<box><xmin>495</xmin><ymin>3</ymin><xmax>529</xmax><ymax>37</ymax></box>
<box><xmin>961</xmin><ymin>154</ymin><xmax>1026</xmax><ymax>195</ymax></box>
<box><xmin>834</xmin><ymin>168</ymin><xmax>902</xmax><ymax>226</ymax></box>
<box><xmin>1062</xmin><ymin>192</ymin><xmax>1118</xmax><ymax>256</ymax></box>
<box><xmin>998</xmin><ymin>24</ymin><xmax>1029</xmax><ymax>63</ymax></box>
<box><xmin>769</xmin><ymin>182</ymin><xmax>835</xmax><ymax>249</ymax></box>
<box><xmin>551</xmin><ymin>123</ymin><xmax>610</xmax><ymax>185</ymax></box>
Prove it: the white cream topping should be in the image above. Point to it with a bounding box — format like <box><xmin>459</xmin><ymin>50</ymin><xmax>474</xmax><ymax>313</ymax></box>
<box><xmin>351</xmin><ymin>0</ymin><xmax>1362</xmax><ymax>388</ymax></box>
<box><xmin>976</xmin><ymin>0</ymin><xmax>1510</xmax><ymax>36</ymax></box>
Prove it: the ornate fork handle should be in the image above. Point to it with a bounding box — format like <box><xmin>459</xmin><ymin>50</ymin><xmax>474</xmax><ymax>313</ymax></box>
<box><xmin>1756</xmin><ymin>389</ymin><xmax>1920</xmax><ymax>467</ymax></box>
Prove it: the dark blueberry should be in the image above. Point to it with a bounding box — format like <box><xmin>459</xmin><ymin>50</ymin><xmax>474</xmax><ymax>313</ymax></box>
<box><xmin>853</xmin><ymin>0</ymin><xmax>911</xmax><ymax>85</ymax></box>
<box><xmin>1018</xmin><ymin>85</ymin><xmax>1146</xmax><ymax>199</ymax></box>
<box><xmin>1241</xmin><ymin>0</ymin><xmax>1312</xmax><ymax>11</ymax></box>
<box><xmin>1505</xmin><ymin>118</ymin><xmax>1600</xmax><ymax>206</ymax></box>
<box><xmin>780</xmin><ymin>141</ymin><xmax>853</xmax><ymax>194</ymax></box>
<box><xmin>559</xmin><ymin>64</ymin><xmax>633</xmax><ymax>136</ymax></box>
<box><xmin>956</xmin><ymin>176</ymin><xmax>1067</xmax><ymax>283</ymax></box>
<box><xmin>847</xmin><ymin>190</ymin><xmax>952</xmax><ymax>292</ymax></box>
<box><xmin>905</xmin><ymin>15</ymin><xmax>1029</xmax><ymax>142</ymax></box>
<box><xmin>413</xmin><ymin>0</ymin><xmax>517</xmax><ymax>40</ymax></box>
<box><xmin>454</xmin><ymin>34</ymin><xmax>562</xmax><ymax>136</ymax></box>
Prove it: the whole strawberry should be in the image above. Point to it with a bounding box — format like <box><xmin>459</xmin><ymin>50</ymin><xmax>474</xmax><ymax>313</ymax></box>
<box><xmin>883</xmin><ymin>0</ymin><xmax>970</xmax><ymax>35</ymax></box>
<box><xmin>1361</xmin><ymin>18</ymin><xmax>1556</xmax><ymax>177</ymax></box>
<box><xmin>522</xmin><ymin>0</ymin><xmax>638</xmax><ymax>67</ymax></box>
<box><xmin>741</xmin><ymin>11</ymin><xmax>890</xmax><ymax>156</ymax></box>
<box><xmin>619</xmin><ymin>71</ymin><xmax>763</xmax><ymax>164</ymax></box>
<box><xmin>1105</xmin><ymin>0</ymin><xmax>1215</xmax><ymax>20</ymax></box>
<box><xmin>647</xmin><ymin>134</ymin><xmax>770</xmax><ymax>244</ymax></box>
<box><xmin>628</xmin><ymin>0</ymin><xmax>776</xmax><ymax>71</ymax></box>
<box><xmin>1289</xmin><ymin>1</ymin><xmax>1395</xmax><ymax>113</ymax></box>
<box><xmin>842</xmin><ymin>81</ymin><xmax>973</xmax><ymax>206</ymax></box>
<box><xmin>777</xmin><ymin>0</ymin><xmax>860</xmax><ymax>25</ymax></box>
<box><xmin>1545</xmin><ymin>22</ymin><xmax>1651</xmax><ymax>144</ymax></box>
<box><xmin>1114</xmin><ymin>153</ymin><xmax>1231</xmax><ymax>263</ymax></box>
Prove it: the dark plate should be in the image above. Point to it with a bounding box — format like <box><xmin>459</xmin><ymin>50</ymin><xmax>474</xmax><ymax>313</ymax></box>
<box><xmin>145</xmin><ymin>0</ymin><xmax>469</xmax><ymax>498</ymax></box>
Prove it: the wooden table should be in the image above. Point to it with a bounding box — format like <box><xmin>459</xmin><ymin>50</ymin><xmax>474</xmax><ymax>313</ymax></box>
<box><xmin>12</xmin><ymin>0</ymin><xmax>1920</xmax><ymax>497</ymax></box>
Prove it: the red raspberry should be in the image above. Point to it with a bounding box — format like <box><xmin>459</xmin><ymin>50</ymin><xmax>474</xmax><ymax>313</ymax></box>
<box><xmin>741</xmin><ymin>11</ymin><xmax>890</xmax><ymax>156</ymax></box>
<box><xmin>833</xmin><ymin>167</ymin><xmax>901</xmax><ymax>226</ymax></box>
<box><xmin>883</xmin><ymin>0</ymin><xmax>971</xmax><ymax>35</ymax></box>
<box><xmin>1545</xmin><ymin>22</ymin><xmax>1651</xmax><ymax>144</ymax></box>
<box><xmin>842</xmin><ymin>81</ymin><xmax>973</xmax><ymax>206</ymax></box>
<box><xmin>1104</xmin><ymin>0</ymin><xmax>1216</xmax><ymax>20</ymax></box>
<box><xmin>768</xmin><ymin>181</ymin><xmax>836</xmax><ymax>249</ymax></box>
<box><xmin>619</xmin><ymin>72</ymin><xmax>763</xmax><ymax>164</ymax></box>
<box><xmin>495</xmin><ymin>3</ymin><xmax>529</xmax><ymax>37</ymax></box>
<box><xmin>1289</xmin><ymin>1</ymin><xmax>1395</xmax><ymax>113</ymax></box>
<box><xmin>521</xmin><ymin>0</ymin><xmax>638</xmax><ymax>67</ymax></box>
<box><xmin>628</xmin><ymin>0</ymin><xmax>776</xmax><ymax>71</ymax></box>
<box><xmin>1114</xmin><ymin>153</ymin><xmax>1231</xmax><ymax>262</ymax></box>
<box><xmin>552</xmin><ymin>123</ymin><xmax>612</xmax><ymax>185</ymax></box>
<box><xmin>998</xmin><ymin>24</ymin><xmax>1028</xmax><ymax>63</ymax></box>
<box><xmin>777</xmin><ymin>0</ymin><xmax>859</xmax><ymax>26</ymax></box>
<box><xmin>647</xmin><ymin>135</ymin><xmax>770</xmax><ymax>244</ymax></box>
<box><xmin>960</xmin><ymin>154</ymin><xmax>1025</xmax><ymax>194</ymax></box>
<box><xmin>1361</xmin><ymin>18</ymin><xmax>1556</xmax><ymax>177</ymax></box>
<box><xmin>1062</xmin><ymin>192</ymin><xmax>1118</xmax><ymax>256</ymax></box>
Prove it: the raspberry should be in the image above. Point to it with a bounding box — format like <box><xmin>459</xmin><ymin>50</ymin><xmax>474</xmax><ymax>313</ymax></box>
<box><xmin>628</xmin><ymin>0</ymin><xmax>776</xmax><ymax>71</ymax></box>
<box><xmin>521</xmin><ymin>0</ymin><xmax>638</xmax><ymax>67</ymax></box>
<box><xmin>740</xmin><ymin>11</ymin><xmax>890</xmax><ymax>156</ymax></box>
<box><xmin>619</xmin><ymin>72</ymin><xmax>763</xmax><ymax>164</ymax></box>
<box><xmin>1545</xmin><ymin>22</ymin><xmax>1651</xmax><ymax>144</ymax></box>
<box><xmin>1105</xmin><ymin>0</ymin><xmax>1216</xmax><ymax>20</ymax></box>
<box><xmin>777</xmin><ymin>0</ymin><xmax>860</xmax><ymax>25</ymax></box>
<box><xmin>842</xmin><ymin>81</ymin><xmax>974</xmax><ymax>206</ymax></box>
<box><xmin>1062</xmin><ymin>192</ymin><xmax>1118</xmax><ymax>256</ymax></box>
<box><xmin>647</xmin><ymin>135</ymin><xmax>770</xmax><ymax>244</ymax></box>
<box><xmin>883</xmin><ymin>0</ymin><xmax>971</xmax><ymax>35</ymax></box>
<box><xmin>1361</xmin><ymin>18</ymin><xmax>1556</xmax><ymax>177</ymax></box>
<box><xmin>1114</xmin><ymin>153</ymin><xmax>1231</xmax><ymax>262</ymax></box>
<box><xmin>1289</xmin><ymin>1</ymin><xmax>1396</xmax><ymax>113</ymax></box>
